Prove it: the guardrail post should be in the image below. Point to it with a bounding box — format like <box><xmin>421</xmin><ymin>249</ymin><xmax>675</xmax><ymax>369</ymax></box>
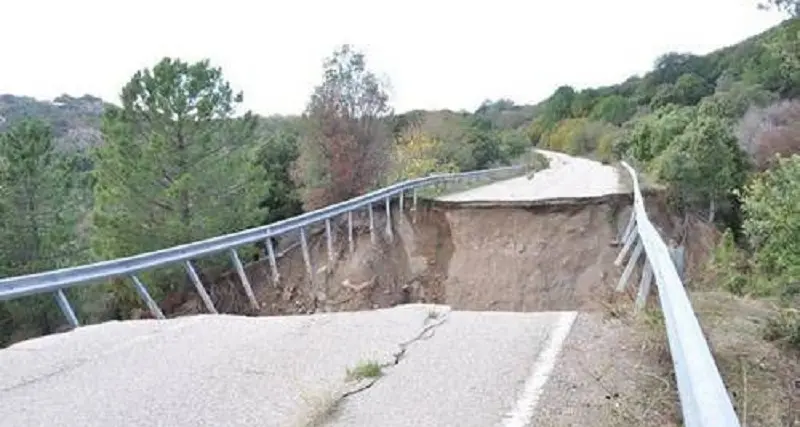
<box><xmin>635</xmin><ymin>259</ymin><xmax>654</xmax><ymax>311</ymax></box>
<box><xmin>616</xmin><ymin>211</ymin><xmax>636</xmax><ymax>245</ymax></box>
<box><xmin>617</xmin><ymin>239</ymin><xmax>644</xmax><ymax>292</ymax></box>
<box><xmin>229</xmin><ymin>249</ymin><xmax>260</xmax><ymax>311</ymax></box>
<box><xmin>368</xmin><ymin>204</ymin><xmax>376</xmax><ymax>244</ymax></box>
<box><xmin>184</xmin><ymin>261</ymin><xmax>218</xmax><ymax>314</ymax></box>
<box><xmin>54</xmin><ymin>289</ymin><xmax>79</xmax><ymax>328</ymax></box>
<box><xmin>299</xmin><ymin>227</ymin><xmax>314</xmax><ymax>286</ymax></box>
<box><xmin>130</xmin><ymin>275</ymin><xmax>165</xmax><ymax>319</ymax></box>
<box><xmin>670</xmin><ymin>244</ymin><xmax>686</xmax><ymax>282</ymax></box>
<box><xmin>347</xmin><ymin>211</ymin><xmax>354</xmax><ymax>254</ymax></box>
<box><xmin>614</xmin><ymin>226</ymin><xmax>638</xmax><ymax>267</ymax></box>
<box><xmin>399</xmin><ymin>191</ymin><xmax>404</xmax><ymax>212</ymax></box>
<box><xmin>325</xmin><ymin>219</ymin><xmax>335</xmax><ymax>266</ymax></box>
<box><xmin>265</xmin><ymin>237</ymin><xmax>280</xmax><ymax>287</ymax></box>
<box><xmin>412</xmin><ymin>189</ymin><xmax>418</xmax><ymax>224</ymax></box>
<box><xmin>385</xmin><ymin>197</ymin><xmax>393</xmax><ymax>242</ymax></box>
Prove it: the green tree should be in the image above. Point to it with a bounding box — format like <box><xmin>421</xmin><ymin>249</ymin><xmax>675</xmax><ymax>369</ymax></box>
<box><xmin>651</xmin><ymin>53</ymin><xmax>711</xmax><ymax>85</ymax></box>
<box><xmin>653</xmin><ymin>115</ymin><xmax>747</xmax><ymax>221</ymax></box>
<box><xmin>538</xmin><ymin>86</ymin><xmax>576</xmax><ymax>130</ymax></box>
<box><xmin>697</xmin><ymin>82</ymin><xmax>777</xmax><ymax>119</ymax></box>
<box><xmin>622</xmin><ymin>105</ymin><xmax>696</xmax><ymax>162</ymax></box>
<box><xmin>763</xmin><ymin>19</ymin><xmax>800</xmax><ymax>97</ymax></box>
<box><xmin>92</xmin><ymin>58</ymin><xmax>263</xmax><ymax>311</ymax></box>
<box><xmin>0</xmin><ymin>119</ymin><xmax>83</xmax><ymax>344</ymax></box>
<box><xmin>589</xmin><ymin>95</ymin><xmax>636</xmax><ymax>125</ymax></box>
<box><xmin>570</xmin><ymin>89</ymin><xmax>599</xmax><ymax>117</ymax></box>
<box><xmin>252</xmin><ymin>126</ymin><xmax>303</xmax><ymax>225</ymax></box>
<box><xmin>741</xmin><ymin>155</ymin><xmax>800</xmax><ymax>295</ymax></box>
<box><xmin>498</xmin><ymin>128</ymin><xmax>531</xmax><ymax>162</ymax></box>
<box><xmin>473</xmin><ymin>117</ymin><xmax>504</xmax><ymax>169</ymax></box>
<box><xmin>759</xmin><ymin>0</ymin><xmax>800</xmax><ymax>16</ymax></box>
<box><xmin>650</xmin><ymin>73</ymin><xmax>712</xmax><ymax>108</ymax></box>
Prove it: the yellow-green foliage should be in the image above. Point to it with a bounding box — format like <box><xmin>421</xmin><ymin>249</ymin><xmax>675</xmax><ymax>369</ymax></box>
<box><xmin>595</xmin><ymin>131</ymin><xmax>617</xmax><ymax>163</ymax></box>
<box><xmin>541</xmin><ymin>118</ymin><xmax>620</xmax><ymax>158</ymax></box>
<box><xmin>541</xmin><ymin>118</ymin><xmax>587</xmax><ymax>153</ymax></box>
<box><xmin>390</xmin><ymin>127</ymin><xmax>458</xmax><ymax>181</ymax></box>
<box><xmin>526</xmin><ymin>116</ymin><xmax>548</xmax><ymax>144</ymax></box>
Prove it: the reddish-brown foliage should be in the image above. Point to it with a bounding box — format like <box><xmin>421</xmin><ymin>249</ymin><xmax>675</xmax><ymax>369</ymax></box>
<box><xmin>292</xmin><ymin>45</ymin><xmax>392</xmax><ymax>211</ymax></box>
<box><xmin>737</xmin><ymin>100</ymin><xmax>800</xmax><ymax>171</ymax></box>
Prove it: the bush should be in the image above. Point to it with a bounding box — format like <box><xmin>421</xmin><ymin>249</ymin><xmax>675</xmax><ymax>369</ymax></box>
<box><xmin>389</xmin><ymin>126</ymin><xmax>458</xmax><ymax>182</ymax></box>
<box><xmin>741</xmin><ymin>155</ymin><xmax>800</xmax><ymax>295</ymax></box>
<box><xmin>541</xmin><ymin>118</ymin><xmax>619</xmax><ymax>157</ymax></box>
<box><xmin>514</xmin><ymin>150</ymin><xmax>551</xmax><ymax>178</ymax></box>
<box><xmin>705</xmin><ymin>229</ymin><xmax>750</xmax><ymax>294</ymax></box>
<box><xmin>763</xmin><ymin>308</ymin><xmax>800</xmax><ymax>350</ymax></box>
<box><xmin>498</xmin><ymin>129</ymin><xmax>531</xmax><ymax>162</ymax></box>
<box><xmin>651</xmin><ymin>115</ymin><xmax>747</xmax><ymax>221</ymax></box>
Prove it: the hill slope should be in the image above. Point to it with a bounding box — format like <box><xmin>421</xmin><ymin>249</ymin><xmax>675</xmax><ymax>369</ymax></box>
<box><xmin>0</xmin><ymin>94</ymin><xmax>106</xmax><ymax>151</ymax></box>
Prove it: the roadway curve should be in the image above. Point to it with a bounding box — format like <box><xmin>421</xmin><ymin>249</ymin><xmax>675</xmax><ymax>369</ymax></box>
<box><xmin>0</xmin><ymin>151</ymin><xmax>650</xmax><ymax>427</ymax></box>
<box><xmin>437</xmin><ymin>149</ymin><xmax>627</xmax><ymax>203</ymax></box>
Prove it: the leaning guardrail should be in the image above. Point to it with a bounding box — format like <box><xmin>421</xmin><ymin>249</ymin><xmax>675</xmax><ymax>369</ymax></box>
<box><xmin>0</xmin><ymin>165</ymin><xmax>522</xmax><ymax>327</ymax></box>
<box><xmin>615</xmin><ymin>162</ymin><xmax>740</xmax><ymax>427</ymax></box>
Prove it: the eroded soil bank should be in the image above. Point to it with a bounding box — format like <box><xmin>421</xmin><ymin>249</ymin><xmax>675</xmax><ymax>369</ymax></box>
<box><xmin>170</xmin><ymin>194</ymin><xmax>680</xmax><ymax>317</ymax></box>
<box><xmin>146</xmin><ymin>193</ymin><xmax>799</xmax><ymax>427</ymax></box>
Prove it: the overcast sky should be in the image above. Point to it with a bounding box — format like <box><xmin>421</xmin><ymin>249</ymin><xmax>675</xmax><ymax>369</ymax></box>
<box><xmin>0</xmin><ymin>0</ymin><xmax>787</xmax><ymax>115</ymax></box>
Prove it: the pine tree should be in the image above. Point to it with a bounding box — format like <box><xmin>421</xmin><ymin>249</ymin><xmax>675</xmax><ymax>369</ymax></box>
<box><xmin>0</xmin><ymin>119</ymin><xmax>82</xmax><ymax>344</ymax></box>
<box><xmin>91</xmin><ymin>58</ymin><xmax>265</xmax><ymax>309</ymax></box>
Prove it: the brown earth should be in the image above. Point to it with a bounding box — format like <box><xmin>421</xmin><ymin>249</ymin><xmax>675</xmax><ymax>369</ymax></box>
<box><xmin>169</xmin><ymin>193</ymin><xmax>681</xmax><ymax>317</ymax></box>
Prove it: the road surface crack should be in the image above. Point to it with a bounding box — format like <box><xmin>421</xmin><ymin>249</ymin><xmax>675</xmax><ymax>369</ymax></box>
<box><xmin>347</xmin><ymin>309</ymin><xmax>450</xmax><ymax>395</ymax></box>
<box><xmin>387</xmin><ymin>309</ymin><xmax>450</xmax><ymax>367</ymax></box>
<box><xmin>307</xmin><ymin>308</ymin><xmax>451</xmax><ymax>426</ymax></box>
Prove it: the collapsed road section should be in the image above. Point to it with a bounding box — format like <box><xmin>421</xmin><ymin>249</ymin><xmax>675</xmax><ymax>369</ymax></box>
<box><xmin>0</xmin><ymin>304</ymin><xmax>580</xmax><ymax>427</ymax></box>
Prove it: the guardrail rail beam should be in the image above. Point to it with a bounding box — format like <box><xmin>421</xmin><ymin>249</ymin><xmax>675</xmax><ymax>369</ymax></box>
<box><xmin>619</xmin><ymin>161</ymin><xmax>740</xmax><ymax>427</ymax></box>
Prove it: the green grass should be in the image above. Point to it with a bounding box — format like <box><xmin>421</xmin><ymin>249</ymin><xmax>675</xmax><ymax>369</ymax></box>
<box><xmin>345</xmin><ymin>360</ymin><xmax>383</xmax><ymax>382</ymax></box>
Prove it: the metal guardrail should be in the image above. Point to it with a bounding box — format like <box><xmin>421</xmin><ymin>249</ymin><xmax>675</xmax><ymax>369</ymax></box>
<box><xmin>0</xmin><ymin>166</ymin><xmax>522</xmax><ymax>323</ymax></box>
<box><xmin>615</xmin><ymin>162</ymin><xmax>740</xmax><ymax>427</ymax></box>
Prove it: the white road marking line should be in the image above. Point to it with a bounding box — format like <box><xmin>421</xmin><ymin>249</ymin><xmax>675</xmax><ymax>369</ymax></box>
<box><xmin>500</xmin><ymin>311</ymin><xmax>578</xmax><ymax>427</ymax></box>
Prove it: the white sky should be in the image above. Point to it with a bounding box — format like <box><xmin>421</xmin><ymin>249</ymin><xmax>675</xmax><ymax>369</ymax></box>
<box><xmin>0</xmin><ymin>0</ymin><xmax>787</xmax><ymax>115</ymax></box>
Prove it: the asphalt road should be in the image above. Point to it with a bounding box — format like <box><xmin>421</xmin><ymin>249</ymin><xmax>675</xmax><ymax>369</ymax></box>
<box><xmin>0</xmin><ymin>305</ymin><xmax>577</xmax><ymax>427</ymax></box>
<box><xmin>437</xmin><ymin>149</ymin><xmax>627</xmax><ymax>203</ymax></box>
<box><xmin>0</xmin><ymin>150</ymin><xmax>626</xmax><ymax>426</ymax></box>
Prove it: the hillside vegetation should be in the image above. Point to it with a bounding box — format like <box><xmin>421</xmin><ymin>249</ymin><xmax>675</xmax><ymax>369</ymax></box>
<box><xmin>0</xmin><ymin>5</ymin><xmax>797</xmax><ymax>361</ymax></box>
<box><xmin>525</xmin><ymin>16</ymin><xmax>800</xmax><ymax>350</ymax></box>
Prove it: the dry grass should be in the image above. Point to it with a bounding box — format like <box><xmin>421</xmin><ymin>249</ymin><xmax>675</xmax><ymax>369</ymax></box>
<box><xmin>591</xmin><ymin>287</ymin><xmax>800</xmax><ymax>427</ymax></box>
<box><xmin>292</xmin><ymin>359</ymin><xmax>387</xmax><ymax>427</ymax></box>
<box><xmin>593</xmin><ymin>296</ymin><xmax>682</xmax><ymax>427</ymax></box>
<box><xmin>690</xmin><ymin>291</ymin><xmax>800</xmax><ymax>427</ymax></box>
<box><xmin>681</xmin><ymin>216</ymin><xmax>799</xmax><ymax>425</ymax></box>
<box><xmin>604</xmin><ymin>198</ymin><xmax>800</xmax><ymax>425</ymax></box>
<box><xmin>291</xmin><ymin>387</ymin><xmax>346</xmax><ymax>427</ymax></box>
